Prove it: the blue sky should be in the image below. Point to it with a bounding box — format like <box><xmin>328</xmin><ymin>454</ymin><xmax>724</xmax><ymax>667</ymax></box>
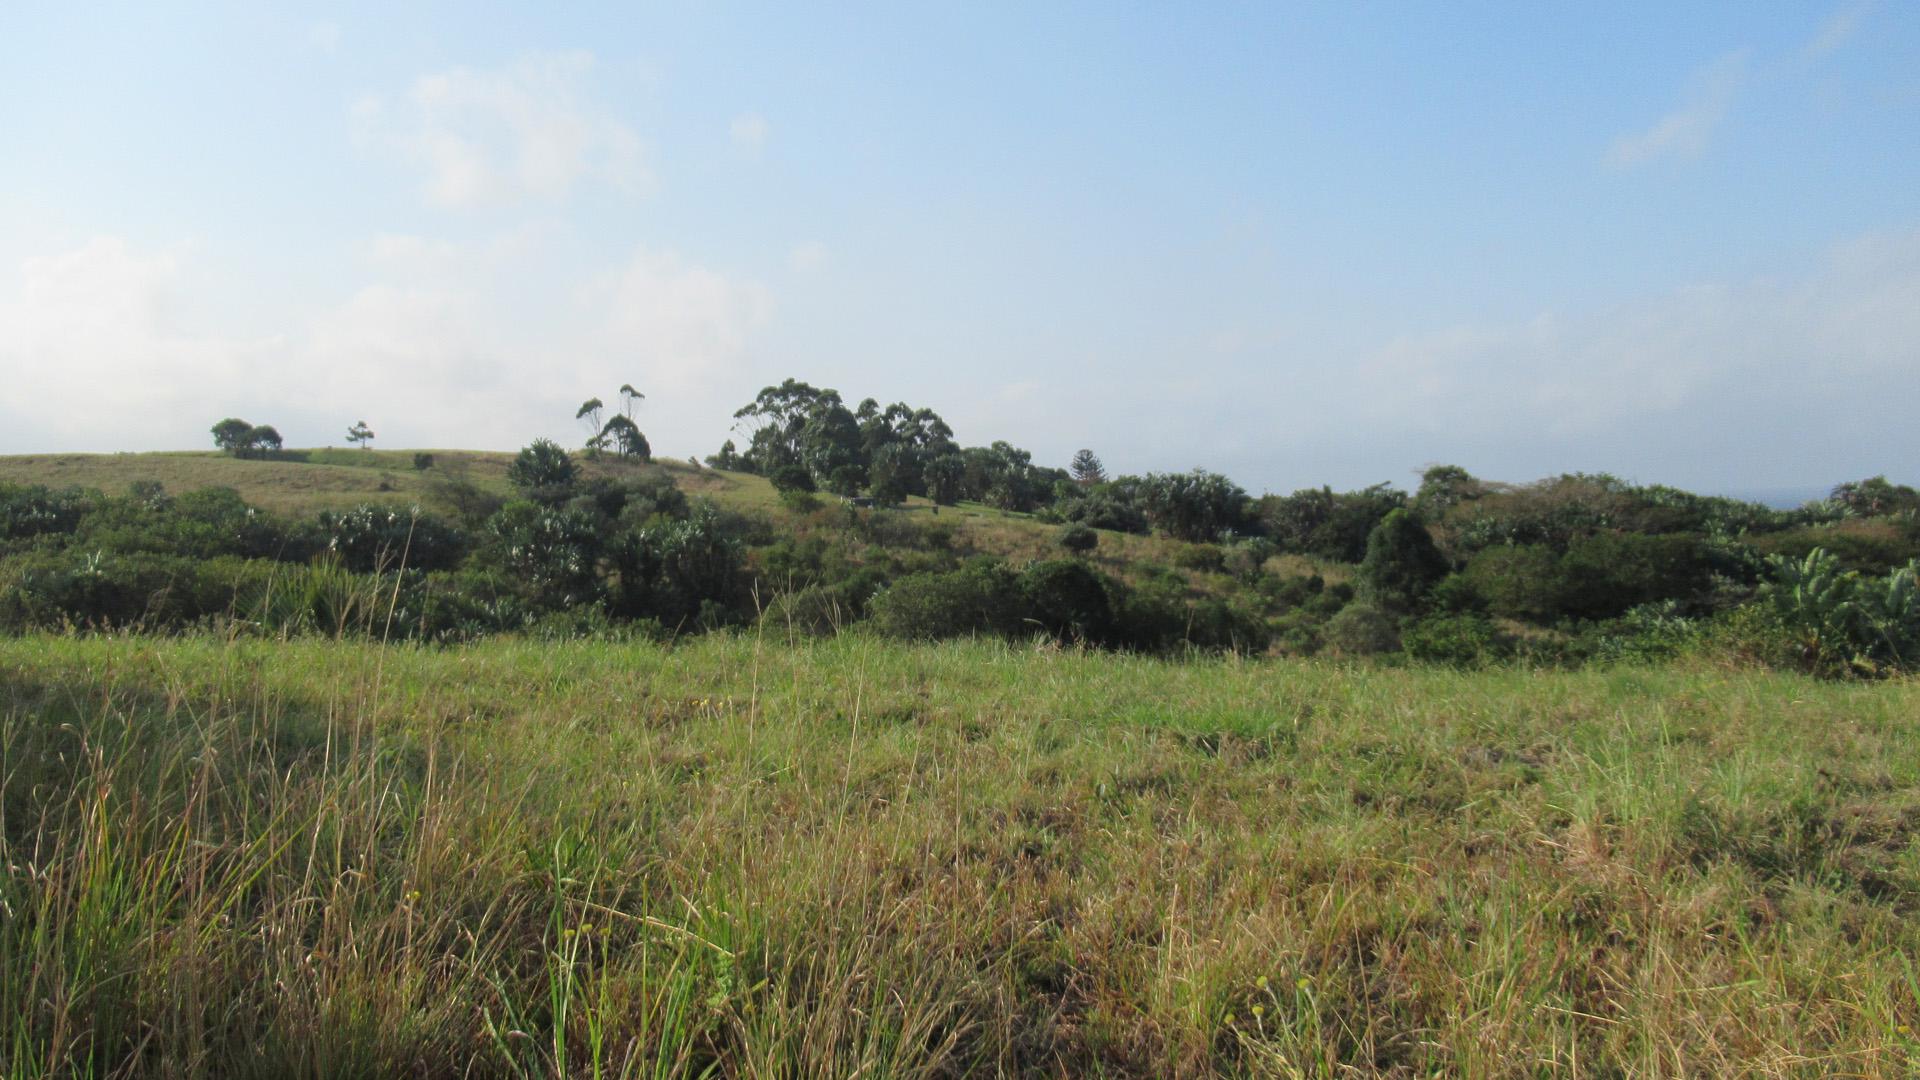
<box><xmin>2</xmin><ymin>2</ymin><xmax>1917</xmax><ymax>495</ymax></box>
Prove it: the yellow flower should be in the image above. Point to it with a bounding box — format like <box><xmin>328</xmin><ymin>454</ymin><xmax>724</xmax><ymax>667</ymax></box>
<box><xmin>1255</xmin><ymin>975</ymin><xmax>1269</xmax><ymax>990</ymax></box>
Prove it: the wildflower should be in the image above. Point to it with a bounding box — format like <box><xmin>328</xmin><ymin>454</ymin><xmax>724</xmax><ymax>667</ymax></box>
<box><xmin>1255</xmin><ymin>975</ymin><xmax>1269</xmax><ymax>990</ymax></box>
<box><xmin>1251</xmin><ymin>1004</ymin><xmax>1265</xmax><ymax>1018</ymax></box>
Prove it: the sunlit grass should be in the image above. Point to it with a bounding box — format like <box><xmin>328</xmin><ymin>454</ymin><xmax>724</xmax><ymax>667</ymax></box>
<box><xmin>3</xmin><ymin>632</ymin><xmax>1917</xmax><ymax>1075</ymax></box>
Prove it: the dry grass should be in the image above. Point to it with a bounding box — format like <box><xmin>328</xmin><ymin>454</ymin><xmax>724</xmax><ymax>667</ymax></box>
<box><xmin>4</xmin><ymin>632</ymin><xmax>1918</xmax><ymax>1076</ymax></box>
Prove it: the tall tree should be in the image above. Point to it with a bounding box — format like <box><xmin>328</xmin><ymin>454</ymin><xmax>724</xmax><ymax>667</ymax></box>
<box><xmin>576</xmin><ymin>398</ymin><xmax>605</xmax><ymax>445</ymax></box>
<box><xmin>346</xmin><ymin>420</ymin><xmax>375</xmax><ymax>450</ymax></box>
<box><xmin>1070</xmin><ymin>449</ymin><xmax>1106</xmax><ymax>486</ymax></box>
<box><xmin>618</xmin><ymin>383</ymin><xmax>645</xmax><ymax>419</ymax></box>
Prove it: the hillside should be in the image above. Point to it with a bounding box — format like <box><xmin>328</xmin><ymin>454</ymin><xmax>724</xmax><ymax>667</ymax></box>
<box><xmin>2</xmin><ymin>444</ymin><xmax>1916</xmax><ymax>672</ymax></box>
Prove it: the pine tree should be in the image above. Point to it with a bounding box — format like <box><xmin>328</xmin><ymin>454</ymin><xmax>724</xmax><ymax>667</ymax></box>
<box><xmin>1070</xmin><ymin>449</ymin><xmax>1106</xmax><ymax>486</ymax></box>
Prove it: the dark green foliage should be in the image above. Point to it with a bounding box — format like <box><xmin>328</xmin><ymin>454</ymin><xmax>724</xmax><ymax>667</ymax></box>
<box><xmin>1056</xmin><ymin>523</ymin><xmax>1098</xmax><ymax>555</ymax></box>
<box><xmin>1830</xmin><ymin>476</ymin><xmax>1920</xmax><ymax>517</ymax></box>
<box><xmin>1557</xmin><ymin>533</ymin><xmax>1712</xmax><ymax>620</ymax></box>
<box><xmin>1069</xmin><ymin>449</ymin><xmax>1106</xmax><ymax>486</ymax></box>
<box><xmin>868</xmin><ymin>561</ymin><xmax>1025</xmax><ymax>641</ymax></box>
<box><xmin>484</xmin><ymin>501</ymin><xmax>602</xmax><ymax>609</ymax></box>
<box><xmin>1357</xmin><ymin>509</ymin><xmax>1450</xmax><ymax>614</ymax></box>
<box><xmin>1323</xmin><ymin>602</ymin><xmax>1401</xmax><ymax>656</ymax></box>
<box><xmin>1259</xmin><ymin>483</ymin><xmax>1406</xmax><ymax>562</ymax></box>
<box><xmin>616</xmin><ymin>503</ymin><xmax>747</xmax><ymax>630</ymax></box>
<box><xmin>75</xmin><ymin>487</ymin><xmax>316</xmax><ymax>562</ymax></box>
<box><xmin>770</xmin><ymin>464</ymin><xmax>816</xmax><ymax>495</ymax></box>
<box><xmin>1049</xmin><ymin>481</ymin><xmax>1148</xmax><ymax>534</ymax></box>
<box><xmin>1019</xmin><ymin>560</ymin><xmax>1115</xmax><ymax>644</ymax></box>
<box><xmin>411</xmin><ymin>453</ymin><xmax>435</xmax><ymax>471</ymax></box>
<box><xmin>598</xmin><ymin>415</ymin><xmax>651</xmax><ymax>461</ymax></box>
<box><xmin>1402</xmin><ymin>612</ymin><xmax>1508</xmax><ymax>667</ymax></box>
<box><xmin>506</xmin><ymin>439</ymin><xmax>580</xmax><ymax>504</ymax></box>
<box><xmin>1140</xmin><ymin>469</ymin><xmax>1250</xmax><ymax>542</ymax></box>
<box><xmin>0</xmin><ymin>483</ymin><xmax>93</xmax><ymax>545</ymax></box>
<box><xmin>320</xmin><ymin>504</ymin><xmax>465</xmax><ymax>573</ymax></box>
<box><xmin>1462</xmin><ymin>545</ymin><xmax>1569</xmax><ymax>623</ymax></box>
<box><xmin>210</xmin><ymin>418</ymin><xmax>253</xmax><ymax>455</ymax></box>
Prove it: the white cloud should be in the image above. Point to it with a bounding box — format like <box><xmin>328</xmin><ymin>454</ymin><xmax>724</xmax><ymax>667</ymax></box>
<box><xmin>1606</xmin><ymin>51</ymin><xmax>1746</xmax><ymax>168</ymax></box>
<box><xmin>0</xmin><ymin>238</ymin><xmax>281</xmax><ymax>450</ymax></box>
<box><xmin>357</xmin><ymin>51</ymin><xmax>648</xmax><ymax>209</ymax></box>
<box><xmin>730</xmin><ymin>112</ymin><xmax>769</xmax><ymax>153</ymax></box>
<box><xmin>581</xmin><ymin>249</ymin><xmax>772</xmax><ymax>396</ymax></box>
<box><xmin>786</xmin><ymin>241</ymin><xmax>830</xmax><ymax>274</ymax></box>
<box><xmin>0</xmin><ymin>233</ymin><xmax>771</xmax><ymax>456</ymax></box>
<box><xmin>1805</xmin><ymin>1</ymin><xmax>1872</xmax><ymax>60</ymax></box>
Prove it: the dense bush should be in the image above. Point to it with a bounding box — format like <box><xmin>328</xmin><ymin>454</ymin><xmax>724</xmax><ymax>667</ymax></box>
<box><xmin>1019</xmin><ymin>560</ymin><xmax>1116</xmax><ymax>645</ymax></box>
<box><xmin>868</xmin><ymin>561</ymin><xmax>1025</xmax><ymax>641</ymax></box>
<box><xmin>1357</xmin><ymin>509</ymin><xmax>1449</xmax><ymax>613</ymax></box>
<box><xmin>1056</xmin><ymin>523</ymin><xmax>1098</xmax><ymax>554</ymax></box>
<box><xmin>320</xmin><ymin>504</ymin><xmax>466</xmax><ymax>573</ymax></box>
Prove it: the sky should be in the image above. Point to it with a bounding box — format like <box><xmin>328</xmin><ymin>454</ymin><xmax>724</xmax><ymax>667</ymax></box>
<box><xmin>2</xmin><ymin>2</ymin><xmax>1917</xmax><ymax>497</ymax></box>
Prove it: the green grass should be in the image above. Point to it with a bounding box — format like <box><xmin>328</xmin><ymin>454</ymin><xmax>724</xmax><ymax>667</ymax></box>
<box><xmin>3</xmin><ymin>632</ymin><xmax>1918</xmax><ymax>1076</ymax></box>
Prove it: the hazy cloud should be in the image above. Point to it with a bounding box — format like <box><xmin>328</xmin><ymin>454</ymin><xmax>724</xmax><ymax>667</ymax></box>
<box><xmin>0</xmin><ymin>238</ymin><xmax>280</xmax><ymax>449</ymax></box>
<box><xmin>786</xmin><ymin>241</ymin><xmax>830</xmax><ymax>274</ymax></box>
<box><xmin>307</xmin><ymin>21</ymin><xmax>341</xmax><ymax>54</ymax></box>
<box><xmin>357</xmin><ymin>51</ymin><xmax>648</xmax><ymax>209</ymax></box>
<box><xmin>1607</xmin><ymin>51</ymin><xmax>1747</xmax><ymax>168</ymax></box>
<box><xmin>1805</xmin><ymin>2</ymin><xmax>1873</xmax><ymax>59</ymax></box>
<box><xmin>730</xmin><ymin>112</ymin><xmax>770</xmax><ymax>153</ymax></box>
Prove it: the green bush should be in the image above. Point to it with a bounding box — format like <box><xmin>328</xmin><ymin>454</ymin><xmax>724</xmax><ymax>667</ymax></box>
<box><xmin>1019</xmin><ymin>560</ymin><xmax>1116</xmax><ymax>645</ymax></box>
<box><xmin>1057</xmin><ymin>523</ymin><xmax>1098</xmax><ymax>555</ymax></box>
<box><xmin>1402</xmin><ymin>612</ymin><xmax>1508</xmax><ymax>667</ymax></box>
<box><xmin>868</xmin><ymin>561</ymin><xmax>1024</xmax><ymax>641</ymax></box>
<box><xmin>1357</xmin><ymin>509</ymin><xmax>1449</xmax><ymax>613</ymax></box>
<box><xmin>1462</xmin><ymin>545</ymin><xmax>1567</xmax><ymax>623</ymax></box>
<box><xmin>1323</xmin><ymin>602</ymin><xmax>1401</xmax><ymax>657</ymax></box>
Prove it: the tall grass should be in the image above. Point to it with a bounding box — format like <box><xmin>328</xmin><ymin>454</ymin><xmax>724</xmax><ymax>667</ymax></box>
<box><xmin>2</xmin><ymin>633</ymin><xmax>1917</xmax><ymax>1076</ymax></box>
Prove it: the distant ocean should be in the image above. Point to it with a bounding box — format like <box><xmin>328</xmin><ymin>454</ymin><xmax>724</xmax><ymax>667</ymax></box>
<box><xmin>1713</xmin><ymin>487</ymin><xmax>1831</xmax><ymax>510</ymax></box>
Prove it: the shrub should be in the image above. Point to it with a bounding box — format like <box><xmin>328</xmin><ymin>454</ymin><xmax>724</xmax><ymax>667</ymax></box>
<box><xmin>1402</xmin><ymin>612</ymin><xmax>1508</xmax><ymax>667</ymax></box>
<box><xmin>1019</xmin><ymin>560</ymin><xmax>1115</xmax><ymax>645</ymax></box>
<box><xmin>1558</xmin><ymin>533</ymin><xmax>1712</xmax><ymax>620</ymax></box>
<box><xmin>770</xmin><ymin>464</ymin><xmax>816</xmax><ymax>495</ymax></box>
<box><xmin>1057</xmin><ymin>523</ymin><xmax>1098</xmax><ymax>555</ymax></box>
<box><xmin>320</xmin><ymin>504</ymin><xmax>466</xmax><ymax>573</ymax></box>
<box><xmin>506</xmin><ymin>439</ymin><xmax>580</xmax><ymax>504</ymax></box>
<box><xmin>1172</xmin><ymin>544</ymin><xmax>1225</xmax><ymax>573</ymax></box>
<box><xmin>1461</xmin><ymin>545</ymin><xmax>1567</xmax><ymax>623</ymax></box>
<box><xmin>412</xmin><ymin>453</ymin><xmax>435</xmax><ymax>471</ymax></box>
<box><xmin>868</xmin><ymin>561</ymin><xmax>1023</xmax><ymax>641</ymax></box>
<box><xmin>1324</xmin><ymin>602</ymin><xmax>1401</xmax><ymax>657</ymax></box>
<box><xmin>1357</xmin><ymin>508</ymin><xmax>1449</xmax><ymax>613</ymax></box>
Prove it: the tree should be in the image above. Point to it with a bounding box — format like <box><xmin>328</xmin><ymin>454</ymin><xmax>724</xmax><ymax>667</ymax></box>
<box><xmin>1357</xmin><ymin>508</ymin><xmax>1450</xmax><ymax>614</ymax></box>
<box><xmin>507</xmin><ymin>439</ymin><xmax>579</xmax><ymax>504</ymax></box>
<box><xmin>346</xmin><ymin>420</ymin><xmax>375</xmax><ymax>450</ymax></box>
<box><xmin>706</xmin><ymin>440</ymin><xmax>741</xmax><ymax>471</ymax></box>
<box><xmin>1070</xmin><ymin>449</ymin><xmax>1107</xmax><ymax>486</ymax></box>
<box><xmin>924</xmin><ymin>453</ymin><xmax>965</xmax><ymax>506</ymax></box>
<box><xmin>247</xmin><ymin>425</ymin><xmax>283</xmax><ymax>457</ymax></box>
<box><xmin>599</xmin><ymin>415</ymin><xmax>651</xmax><ymax>461</ymax></box>
<box><xmin>618</xmin><ymin>383</ymin><xmax>645</xmax><ymax>419</ymax></box>
<box><xmin>576</xmin><ymin>398</ymin><xmax>605</xmax><ymax>448</ymax></box>
<box><xmin>1140</xmin><ymin>469</ymin><xmax>1250</xmax><ymax>542</ymax></box>
<box><xmin>211</xmin><ymin>418</ymin><xmax>253</xmax><ymax>456</ymax></box>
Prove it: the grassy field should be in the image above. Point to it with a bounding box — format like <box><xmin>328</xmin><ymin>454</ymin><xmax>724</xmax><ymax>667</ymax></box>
<box><xmin>4</xmin><ymin>632</ymin><xmax>1918</xmax><ymax>1076</ymax></box>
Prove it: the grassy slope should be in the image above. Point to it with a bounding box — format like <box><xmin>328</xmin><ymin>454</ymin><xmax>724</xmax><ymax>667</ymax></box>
<box><xmin>0</xmin><ymin>449</ymin><xmax>1348</xmax><ymax>591</ymax></box>
<box><xmin>4</xmin><ymin>633</ymin><xmax>1918</xmax><ymax>1076</ymax></box>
